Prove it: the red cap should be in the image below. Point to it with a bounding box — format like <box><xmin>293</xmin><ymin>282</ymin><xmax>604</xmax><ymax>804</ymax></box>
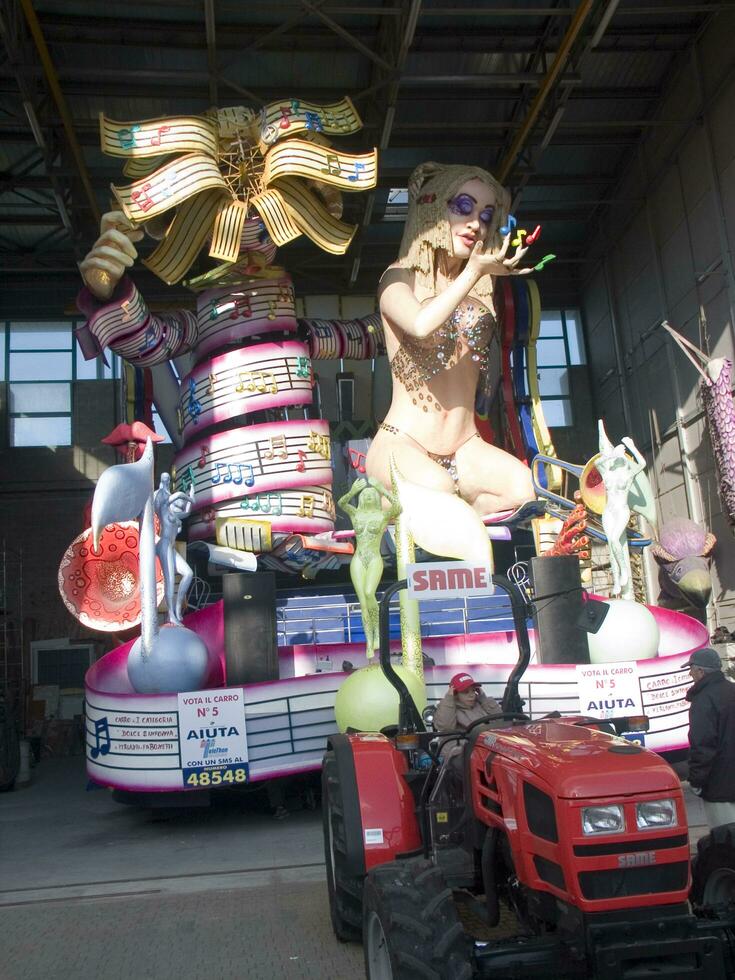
<box><xmin>450</xmin><ymin>672</ymin><xmax>477</xmax><ymax>693</ymax></box>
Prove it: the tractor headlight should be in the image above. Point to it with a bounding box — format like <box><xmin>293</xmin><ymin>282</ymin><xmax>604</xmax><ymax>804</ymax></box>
<box><xmin>581</xmin><ymin>804</ymin><xmax>625</xmax><ymax>835</ymax></box>
<box><xmin>636</xmin><ymin>799</ymin><xmax>676</xmax><ymax>830</ymax></box>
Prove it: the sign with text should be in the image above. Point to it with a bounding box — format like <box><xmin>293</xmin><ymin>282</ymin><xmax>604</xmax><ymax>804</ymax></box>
<box><xmin>177</xmin><ymin>688</ymin><xmax>249</xmax><ymax>784</ymax></box>
<box><xmin>576</xmin><ymin>661</ymin><xmax>643</xmax><ymax>720</ymax></box>
<box><xmin>406</xmin><ymin>561</ymin><xmax>494</xmax><ymax>599</ymax></box>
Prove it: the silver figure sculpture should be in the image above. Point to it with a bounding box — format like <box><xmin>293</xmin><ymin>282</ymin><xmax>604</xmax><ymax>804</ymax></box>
<box><xmin>597</xmin><ymin>420</ymin><xmax>647</xmax><ymax>600</ymax></box>
<box><xmin>153</xmin><ymin>473</ymin><xmax>195</xmax><ymax>626</ymax></box>
<box><xmin>91</xmin><ymin>438</ymin><xmax>209</xmax><ymax>693</ymax></box>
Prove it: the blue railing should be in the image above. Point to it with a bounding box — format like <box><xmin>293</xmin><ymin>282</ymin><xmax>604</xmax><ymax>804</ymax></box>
<box><xmin>275</xmin><ymin>584</ymin><xmax>517</xmax><ymax>648</ymax></box>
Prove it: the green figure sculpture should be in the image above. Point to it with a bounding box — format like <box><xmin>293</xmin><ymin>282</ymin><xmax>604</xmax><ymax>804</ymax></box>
<box><xmin>338</xmin><ymin>477</ymin><xmax>401</xmax><ymax>659</ymax></box>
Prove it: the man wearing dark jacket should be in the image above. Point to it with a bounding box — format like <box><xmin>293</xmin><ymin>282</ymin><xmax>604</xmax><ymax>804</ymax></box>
<box><xmin>685</xmin><ymin>646</ymin><xmax>735</xmax><ymax>828</ymax></box>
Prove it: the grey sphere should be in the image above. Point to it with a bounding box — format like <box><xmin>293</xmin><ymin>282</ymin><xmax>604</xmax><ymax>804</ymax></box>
<box><xmin>127</xmin><ymin>624</ymin><xmax>210</xmax><ymax>694</ymax></box>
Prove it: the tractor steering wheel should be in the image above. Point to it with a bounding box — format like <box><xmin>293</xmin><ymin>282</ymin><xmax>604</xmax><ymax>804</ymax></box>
<box><xmin>465</xmin><ymin>712</ymin><xmax>528</xmax><ymax>734</ymax></box>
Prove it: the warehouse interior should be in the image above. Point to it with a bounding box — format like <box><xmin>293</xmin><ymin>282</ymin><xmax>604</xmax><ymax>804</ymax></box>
<box><xmin>1</xmin><ymin>2</ymin><xmax>735</xmax><ymax>977</ymax></box>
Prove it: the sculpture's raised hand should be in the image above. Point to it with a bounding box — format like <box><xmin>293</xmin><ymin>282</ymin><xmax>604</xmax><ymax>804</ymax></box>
<box><xmin>79</xmin><ymin>210</ymin><xmax>143</xmax><ymax>300</ymax></box>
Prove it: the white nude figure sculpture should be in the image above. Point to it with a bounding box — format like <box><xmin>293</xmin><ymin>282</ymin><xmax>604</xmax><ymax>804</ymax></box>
<box><xmin>91</xmin><ymin>438</ymin><xmax>208</xmax><ymax>693</ymax></box>
<box><xmin>154</xmin><ymin>473</ymin><xmax>196</xmax><ymax>626</ymax></box>
<box><xmin>597</xmin><ymin>420</ymin><xmax>647</xmax><ymax>600</ymax></box>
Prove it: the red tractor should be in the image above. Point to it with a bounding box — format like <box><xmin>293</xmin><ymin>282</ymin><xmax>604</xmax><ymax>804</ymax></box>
<box><xmin>322</xmin><ymin>576</ymin><xmax>735</xmax><ymax>978</ymax></box>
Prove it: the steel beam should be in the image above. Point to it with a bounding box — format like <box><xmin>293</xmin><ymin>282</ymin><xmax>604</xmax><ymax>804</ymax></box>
<box><xmin>19</xmin><ymin>0</ymin><xmax>99</xmax><ymax>224</ymax></box>
<box><xmin>497</xmin><ymin>0</ymin><xmax>595</xmax><ymax>182</ymax></box>
<box><xmin>204</xmin><ymin>0</ymin><xmax>217</xmax><ymax>107</ymax></box>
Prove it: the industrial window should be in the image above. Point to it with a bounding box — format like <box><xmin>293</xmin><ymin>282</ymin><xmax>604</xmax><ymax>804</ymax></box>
<box><xmin>537</xmin><ymin>309</ymin><xmax>586</xmax><ymax>428</ymax></box>
<box><xmin>4</xmin><ymin>320</ymin><xmax>119</xmax><ymax>447</ymax></box>
<box><xmin>31</xmin><ymin>639</ymin><xmax>95</xmax><ymax>687</ymax></box>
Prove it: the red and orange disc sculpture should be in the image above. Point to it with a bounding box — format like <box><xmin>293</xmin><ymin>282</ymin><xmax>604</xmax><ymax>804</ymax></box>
<box><xmin>58</xmin><ymin>521</ymin><xmax>164</xmax><ymax>631</ymax></box>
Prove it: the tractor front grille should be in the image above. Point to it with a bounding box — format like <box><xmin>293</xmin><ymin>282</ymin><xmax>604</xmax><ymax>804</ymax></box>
<box><xmin>573</xmin><ymin>834</ymin><xmax>688</xmax><ymax>857</ymax></box>
<box><xmin>578</xmin><ymin>861</ymin><xmax>688</xmax><ymax>900</ymax></box>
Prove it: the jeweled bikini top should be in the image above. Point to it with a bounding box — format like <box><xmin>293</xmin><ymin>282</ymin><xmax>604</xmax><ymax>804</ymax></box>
<box><xmin>389</xmin><ymin>297</ymin><xmax>496</xmax><ymax>392</ymax></box>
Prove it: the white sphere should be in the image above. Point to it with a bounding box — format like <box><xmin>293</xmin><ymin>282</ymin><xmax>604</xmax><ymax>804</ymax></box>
<box><xmin>127</xmin><ymin>624</ymin><xmax>210</xmax><ymax>693</ymax></box>
<box><xmin>587</xmin><ymin>599</ymin><xmax>660</xmax><ymax>664</ymax></box>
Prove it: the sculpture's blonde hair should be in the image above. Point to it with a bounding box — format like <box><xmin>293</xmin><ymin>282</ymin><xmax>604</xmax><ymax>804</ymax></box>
<box><xmin>396</xmin><ymin>162</ymin><xmax>510</xmax><ymax>306</ymax></box>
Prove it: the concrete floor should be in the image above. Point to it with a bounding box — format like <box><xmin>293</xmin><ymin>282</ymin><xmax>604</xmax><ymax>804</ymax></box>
<box><xmin>0</xmin><ymin>756</ymin><xmax>711</xmax><ymax>980</ymax></box>
<box><xmin>0</xmin><ymin>757</ymin><xmax>362</xmax><ymax>980</ymax></box>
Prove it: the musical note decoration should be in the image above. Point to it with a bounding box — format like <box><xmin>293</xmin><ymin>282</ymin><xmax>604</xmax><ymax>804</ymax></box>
<box><xmin>264</xmin><ymin>434</ymin><xmax>288</xmax><ymax>460</ymax></box>
<box><xmin>500</xmin><ymin>214</ymin><xmax>517</xmax><ymax>236</ymax></box>
<box><xmin>229</xmin><ymin>294</ymin><xmax>252</xmax><ymax>319</ymax></box>
<box><xmin>241</xmin><ymin>492</ymin><xmax>283</xmax><ymax>515</ymax></box>
<box><xmin>321</xmin><ymin>153</ymin><xmax>341</xmax><ymax>177</ymax></box>
<box><xmin>348</xmin><ymin>161</ymin><xmax>366</xmax><ymax>182</ymax></box>
<box><xmin>235</xmin><ymin>370</ymin><xmax>278</xmax><ymax>395</ymax></box>
<box><xmin>348</xmin><ymin>448</ymin><xmax>367</xmax><ymax>474</ymax></box>
<box><xmin>534</xmin><ymin>253</ymin><xmax>556</xmax><ymax>271</ymax></box>
<box><xmin>180</xmin><ymin>464</ymin><xmax>196</xmax><ymax>492</ymax></box>
<box><xmin>90</xmin><ymin>717</ymin><xmax>111</xmax><ymax>759</ymax></box>
<box><xmin>138</xmin><ymin>325</ymin><xmax>157</xmax><ymax>354</ymax></box>
<box><xmin>211</xmin><ymin>461</ymin><xmax>255</xmax><ymax>486</ymax></box>
<box><xmin>188</xmin><ymin>377</ymin><xmax>202</xmax><ymax>423</ymax></box>
<box><xmin>525</xmin><ymin>224</ymin><xmax>542</xmax><ymax>245</ymax></box>
<box><xmin>101</xmin><ymin>95</ymin><xmax>376</xmax><ymax>285</ymax></box>
<box><xmin>307</xmin><ymin>431</ymin><xmax>331</xmax><ymax>460</ymax></box>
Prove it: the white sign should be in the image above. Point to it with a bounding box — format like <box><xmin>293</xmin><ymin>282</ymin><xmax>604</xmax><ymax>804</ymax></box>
<box><xmin>177</xmin><ymin>688</ymin><xmax>249</xmax><ymax>785</ymax></box>
<box><xmin>576</xmin><ymin>661</ymin><xmax>643</xmax><ymax>720</ymax></box>
<box><xmin>406</xmin><ymin>561</ymin><xmax>494</xmax><ymax>598</ymax></box>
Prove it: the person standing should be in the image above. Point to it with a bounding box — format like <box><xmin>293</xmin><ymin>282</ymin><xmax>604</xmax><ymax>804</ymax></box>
<box><xmin>685</xmin><ymin>646</ymin><xmax>735</xmax><ymax>827</ymax></box>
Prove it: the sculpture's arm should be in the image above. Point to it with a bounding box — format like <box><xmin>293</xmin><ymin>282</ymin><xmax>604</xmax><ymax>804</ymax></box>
<box><xmin>621</xmin><ymin>436</ymin><xmax>647</xmax><ymax>472</ymax></box>
<box><xmin>168</xmin><ymin>490</ymin><xmax>195</xmax><ymax>521</ymax></box>
<box><xmin>338</xmin><ymin>478</ymin><xmax>368</xmax><ymax>517</ymax></box>
<box><xmin>76</xmin><ymin>211</ymin><xmax>197</xmax><ymax>368</ymax></box>
<box><xmin>368</xmin><ymin>476</ymin><xmax>401</xmax><ymax>519</ymax></box>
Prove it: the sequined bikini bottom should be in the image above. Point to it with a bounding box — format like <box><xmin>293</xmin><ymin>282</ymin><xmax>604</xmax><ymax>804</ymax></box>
<box><xmin>378</xmin><ymin>422</ymin><xmax>480</xmax><ymax>488</ymax></box>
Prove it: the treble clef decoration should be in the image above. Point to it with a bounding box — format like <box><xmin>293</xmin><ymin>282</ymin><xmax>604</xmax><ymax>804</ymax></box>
<box><xmin>188</xmin><ymin>378</ymin><xmax>202</xmax><ymax>424</ymax></box>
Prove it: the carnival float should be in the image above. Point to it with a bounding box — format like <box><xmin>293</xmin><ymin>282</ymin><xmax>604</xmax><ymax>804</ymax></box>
<box><xmin>57</xmin><ymin>97</ymin><xmax>715</xmax><ymax>798</ymax></box>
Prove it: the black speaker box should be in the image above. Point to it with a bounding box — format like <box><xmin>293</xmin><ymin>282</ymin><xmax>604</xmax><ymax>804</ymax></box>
<box><xmin>529</xmin><ymin>555</ymin><xmax>590</xmax><ymax>665</ymax></box>
<box><xmin>223</xmin><ymin>571</ymin><xmax>279</xmax><ymax>684</ymax></box>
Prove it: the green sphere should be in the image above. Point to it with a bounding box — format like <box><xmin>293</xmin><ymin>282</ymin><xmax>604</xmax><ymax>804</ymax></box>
<box><xmin>335</xmin><ymin>662</ymin><xmax>427</xmax><ymax>733</ymax></box>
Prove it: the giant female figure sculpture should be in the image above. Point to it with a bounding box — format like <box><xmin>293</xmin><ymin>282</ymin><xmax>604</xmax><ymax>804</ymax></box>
<box><xmin>366</xmin><ymin>163</ymin><xmax>536</xmax><ymax>515</ymax></box>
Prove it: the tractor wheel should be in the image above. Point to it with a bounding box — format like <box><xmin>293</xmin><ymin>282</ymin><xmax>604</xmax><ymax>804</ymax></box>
<box><xmin>322</xmin><ymin>749</ymin><xmax>363</xmax><ymax>941</ymax></box>
<box><xmin>363</xmin><ymin>859</ymin><xmax>472</xmax><ymax>980</ymax></box>
<box><xmin>691</xmin><ymin>822</ymin><xmax>735</xmax><ymax>907</ymax></box>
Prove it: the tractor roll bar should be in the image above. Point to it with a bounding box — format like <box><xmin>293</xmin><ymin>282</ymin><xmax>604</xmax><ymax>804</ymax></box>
<box><xmin>378</xmin><ymin>579</ymin><xmax>425</xmax><ymax>734</ymax></box>
<box><xmin>495</xmin><ymin>574</ymin><xmax>532</xmax><ymax>715</ymax></box>
<box><xmin>378</xmin><ymin>575</ymin><xmax>532</xmax><ymax>736</ymax></box>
